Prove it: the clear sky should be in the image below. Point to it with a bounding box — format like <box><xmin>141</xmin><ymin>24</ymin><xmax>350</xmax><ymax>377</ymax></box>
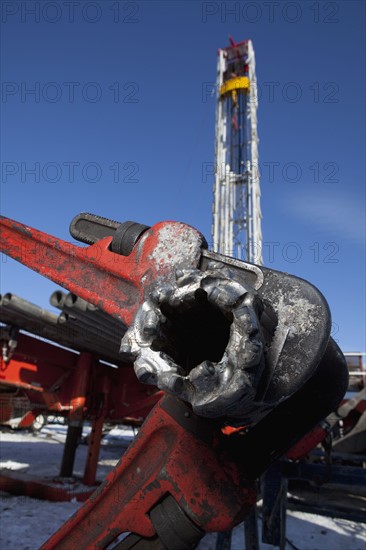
<box><xmin>1</xmin><ymin>0</ymin><xmax>365</xmax><ymax>352</ymax></box>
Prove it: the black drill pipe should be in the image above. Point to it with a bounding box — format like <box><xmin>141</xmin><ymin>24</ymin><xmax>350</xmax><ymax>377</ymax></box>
<box><xmin>2</xmin><ymin>293</ymin><xmax>59</xmax><ymax>325</ymax></box>
<box><xmin>0</xmin><ymin>307</ymin><xmax>121</xmax><ymax>363</ymax></box>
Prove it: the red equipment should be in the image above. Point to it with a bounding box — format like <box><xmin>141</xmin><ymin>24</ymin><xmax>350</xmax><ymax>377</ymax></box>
<box><xmin>0</xmin><ymin>328</ymin><xmax>163</xmax><ymax>486</ymax></box>
<box><xmin>0</xmin><ymin>213</ymin><xmax>348</xmax><ymax>548</ymax></box>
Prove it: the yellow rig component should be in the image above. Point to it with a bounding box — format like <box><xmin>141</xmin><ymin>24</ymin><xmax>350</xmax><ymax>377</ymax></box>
<box><xmin>220</xmin><ymin>76</ymin><xmax>250</xmax><ymax>97</ymax></box>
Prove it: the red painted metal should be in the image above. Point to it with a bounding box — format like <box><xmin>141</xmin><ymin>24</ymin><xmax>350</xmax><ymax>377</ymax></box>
<box><xmin>285</xmin><ymin>424</ymin><xmax>328</xmax><ymax>460</ymax></box>
<box><xmin>0</xmin><ymin>333</ymin><xmax>78</xmax><ymax>415</ymax></box>
<box><xmin>0</xmin><ymin>342</ymin><xmax>163</xmax><ymax>501</ymax></box>
<box><xmin>0</xmin><ymin>470</ymin><xmax>95</xmax><ymax>502</ymax></box>
<box><xmin>42</xmin><ymin>396</ymin><xmax>256</xmax><ymax>549</ymax></box>
<box><xmin>67</xmin><ymin>352</ymin><xmax>93</xmax><ymax>421</ymax></box>
<box><xmin>83</xmin><ymin>375</ymin><xmax>111</xmax><ymax>486</ymax></box>
<box><xmin>0</xmin><ymin>215</ymin><xmax>202</xmax><ymax>498</ymax></box>
<box><xmin>17</xmin><ymin>409</ymin><xmax>41</xmax><ymax>429</ymax></box>
<box><xmin>0</xmin><ymin>329</ymin><xmax>163</xmax><ymax>498</ymax></box>
<box><xmin>0</xmin><ymin>331</ymin><xmax>163</xmax><ymax>423</ymax></box>
<box><xmin>4</xmin><ymin>332</ymin><xmax>79</xmax><ymax>369</ymax></box>
<box><xmin>0</xmin><ymin>214</ymin><xmax>346</xmax><ymax>544</ymax></box>
<box><xmin>227</xmin><ymin>36</ymin><xmax>248</xmax><ymax>50</ymax></box>
<box><xmin>59</xmin><ymin>352</ymin><xmax>94</xmax><ymax>478</ymax></box>
<box><xmin>0</xmin><ymin>217</ymin><xmax>203</xmax><ymax>325</ymax></box>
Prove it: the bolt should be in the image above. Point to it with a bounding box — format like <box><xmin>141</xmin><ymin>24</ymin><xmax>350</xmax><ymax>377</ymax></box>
<box><xmin>168</xmin><ymin>374</ymin><xmax>184</xmax><ymax>395</ymax></box>
<box><xmin>119</xmin><ymin>342</ymin><xmax>131</xmax><ymax>354</ymax></box>
<box><xmin>137</xmin><ymin>367</ymin><xmax>155</xmax><ymax>384</ymax></box>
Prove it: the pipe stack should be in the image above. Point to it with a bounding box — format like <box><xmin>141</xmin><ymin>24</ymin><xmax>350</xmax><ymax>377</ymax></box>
<box><xmin>0</xmin><ymin>291</ymin><xmax>126</xmax><ymax>363</ymax></box>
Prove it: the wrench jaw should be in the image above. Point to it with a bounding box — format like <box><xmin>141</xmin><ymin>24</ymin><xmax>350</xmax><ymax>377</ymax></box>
<box><xmin>122</xmin><ymin>252</ymin><xmax>337</xmax><ymax>429</ymax></box>
<box><xmin>0</xmin><ymin>213</ymin><xmax>349</xmax><ymax>548</ymax></box>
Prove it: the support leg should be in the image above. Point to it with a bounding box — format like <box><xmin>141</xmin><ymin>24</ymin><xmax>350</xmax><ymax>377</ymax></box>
<box><xmin>59</xmin><ymin>352</ymin><xmax>92</xmax><ymax>478</ymax></box>
<box><xmin>216</xmin><ymin>531</ymin><xmax>232</xmax><ymax>550</ymax></box>
<box><xmin>261</xmin><ymin>464</ymin><xmax>288</xmax><ymax>550</ymax></box>
<box><xmin>60</xmin><ymin>424</ymin><xmax>83</xmax><ymax>477</ymax></box>
<box><xmin>244</xmin><ymin>503</ymin><xmax>259</xmax><ymax>550</ymax></box>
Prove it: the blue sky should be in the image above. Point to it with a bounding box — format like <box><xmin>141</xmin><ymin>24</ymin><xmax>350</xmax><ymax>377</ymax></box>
<box><xmin>1</xmin><ymin>1</ymin><xmax>365</xmax><ymax>352</ymax></box>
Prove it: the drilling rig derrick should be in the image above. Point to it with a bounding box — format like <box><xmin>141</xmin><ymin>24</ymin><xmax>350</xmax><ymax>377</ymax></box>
<box><xmin>212</xmin><ymin>38</ymin><xmax>262</xmax><ymax>264</ymax></box>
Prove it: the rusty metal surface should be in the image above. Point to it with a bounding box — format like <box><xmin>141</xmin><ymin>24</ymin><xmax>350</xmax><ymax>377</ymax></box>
<box><xmin>0</xmin><ymin>213</ymin><xmax>349</xmax><ymax>548</ymax></box>
<box><xmin>0</xmin><ymin>329</ymin><xmax>163</xmax><ymax>424</ymax></box>
<box><xmin>41</xmin><ymin>396</ymin><xmax>256</xmax><ymax>550</ymax></box>
<box><xmin>201</xmin><ymin>250</ymin><xmax>333</xmax><ymax>404</ymax></box>
<box><xmin>122</xmin><ymin>254</ymin><xmax>334</xmax><ymax>426</ymax></box>
<box><xmin>0</xmin><ymin>217</ymin><xmax>205</xmax><ymax>325</ymax></box>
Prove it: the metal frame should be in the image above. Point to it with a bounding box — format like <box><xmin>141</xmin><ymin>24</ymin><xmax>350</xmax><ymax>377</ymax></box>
<box><xmin>212</xmin><ymin>39</ymin><xmax>262</xmax><ymax>264</ymax></box>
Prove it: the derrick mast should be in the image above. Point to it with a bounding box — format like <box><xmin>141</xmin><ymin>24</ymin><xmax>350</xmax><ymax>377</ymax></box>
<box><xmin>212</xmin><ymin>38</ymin><xmax>262</xmax><ymax>264</ymax></box>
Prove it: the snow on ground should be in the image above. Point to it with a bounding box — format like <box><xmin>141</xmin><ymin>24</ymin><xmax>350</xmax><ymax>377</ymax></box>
<box><xmin>0</xmin><ymin>424</ymin><xmax>365</xmax><ymax>550</ymax></box>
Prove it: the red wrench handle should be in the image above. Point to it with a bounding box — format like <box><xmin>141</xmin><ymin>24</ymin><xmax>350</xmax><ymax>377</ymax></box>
<box><xmin>41</xmin><ymin>396</ymin><xmax>255</xmax><ymax>549</ymax></box>
<box><xmin>0</xmin><ymin>216</ymin><xmax>140</xmax><ymax>324</ymax></box>
<box><xmin>0</xmin><ymin>216</ymin><xmax>204</xmax><ymax>325</ymax></box>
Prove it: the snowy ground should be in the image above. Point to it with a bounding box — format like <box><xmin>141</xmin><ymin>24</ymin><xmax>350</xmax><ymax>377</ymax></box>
<box><xmin>0</xmin><ymin>424</ymin><xmax>365</xmax><ymax>550</ymax></box>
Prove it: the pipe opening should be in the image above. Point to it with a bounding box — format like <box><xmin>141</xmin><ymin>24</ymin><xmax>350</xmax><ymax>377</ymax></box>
<box><xmin>151</xmin><ymin>290</ymin><xmax>232</xmax><ymax>375</ymax></box>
